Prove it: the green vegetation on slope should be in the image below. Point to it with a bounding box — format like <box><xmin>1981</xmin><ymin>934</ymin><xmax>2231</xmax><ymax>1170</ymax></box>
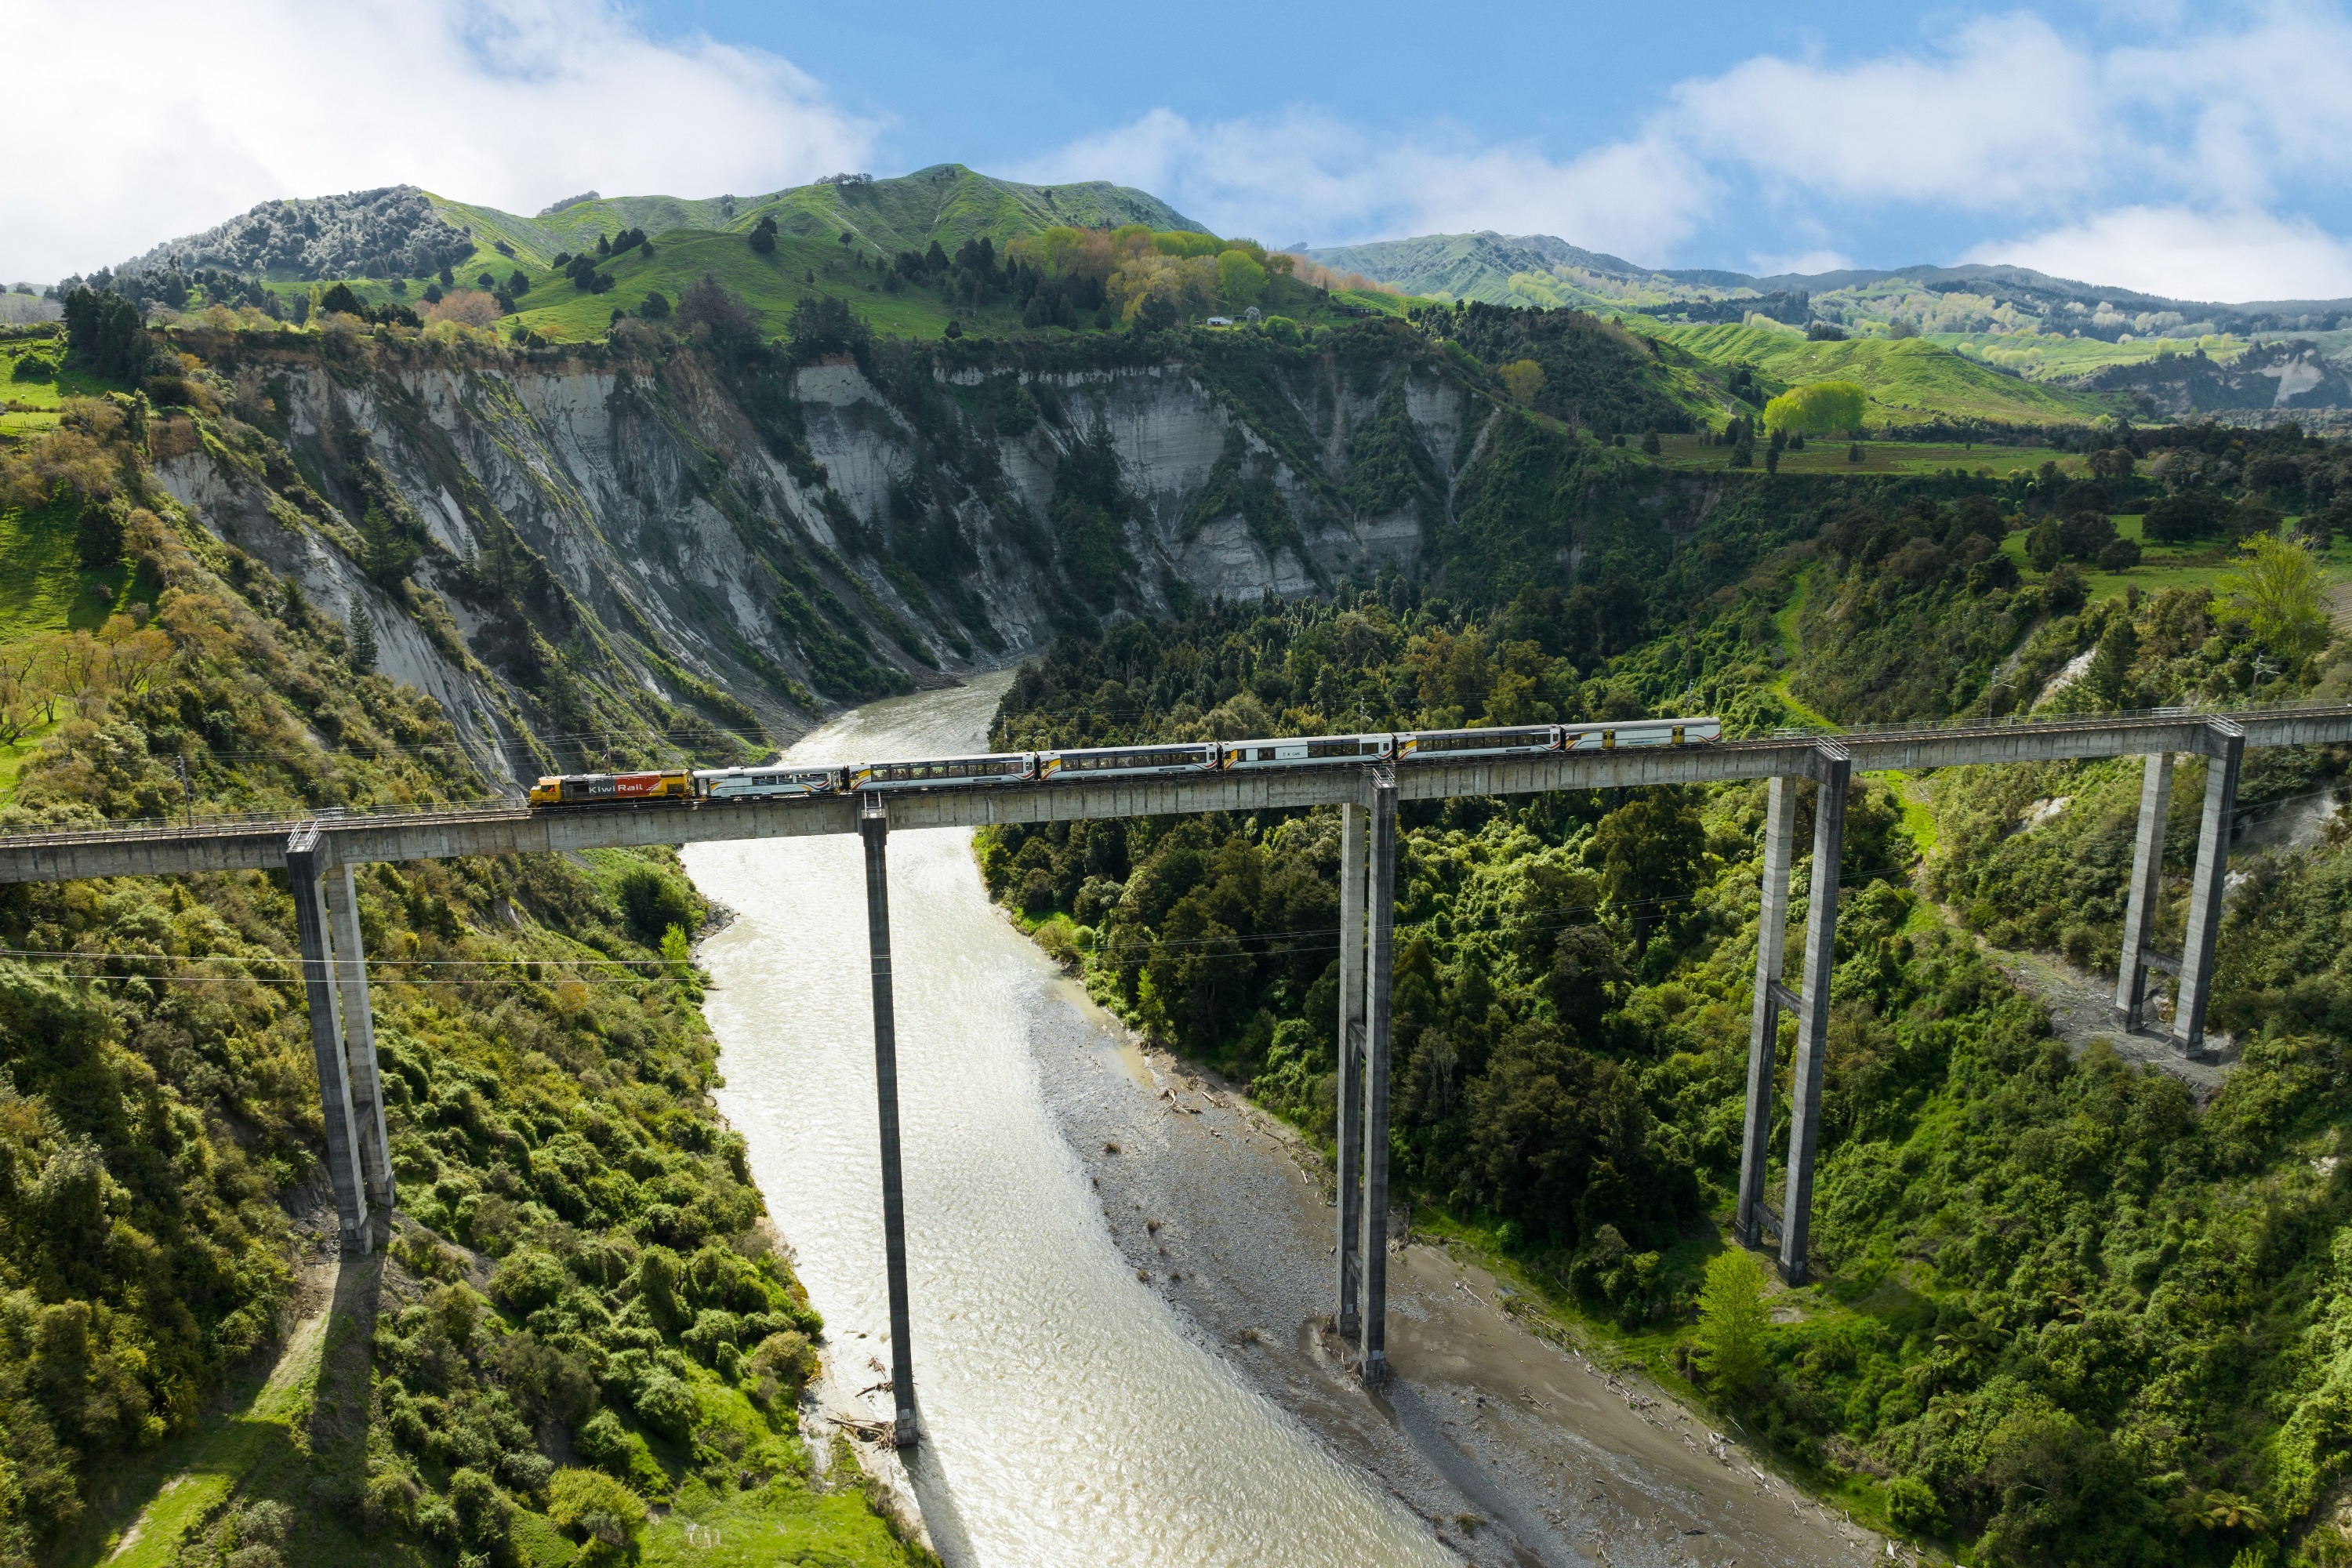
<box><xmin>979</xmin><ymin>414</ymin><xmax>2352</xmax><ymax>1566</ymax></box>
<box><xmin>0</xmin><ymin>372</ymin><xmax>924</xmax><ymax>1568</ymax></box>
<box><xmin>430</xmin><ymin>165</ymin><xmax>1200</xmax><ymax>270</ymax></box>
<box><xmin>1647</xmin><ymin>323</ymin><xmax>2129</xmax><ymax>429</ymax></box>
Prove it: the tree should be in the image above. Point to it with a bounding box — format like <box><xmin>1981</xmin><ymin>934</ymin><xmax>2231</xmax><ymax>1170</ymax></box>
<box><xmin>637</xmin><ymin>290</ymin><xmax>670</xmax><ymax>321</ymax></box>
<box><xmin>1215</xmin><ymin>249</ymin><xmax>1267</xmax><ymax>313</ymax></box>
<box><xmin>2087</xmin><ymin>617</ymin><xmax>2136</xmax><ymax>706</ymax></box>
<box><xmin>678</xmin><ymin>274</ymin><xmax>761</xmax><ymax>357</ymax></box>
<box><xmin>318</xmin><ymin>281</ymin><xmax>366</xmax><ymax>318</ymax></box>
<box><xmin>748</xmin><ymin>214</ymin><xmax>778</xmax><ymax>256</ymax></box>
<box><xmin>1692</xmin><ymin>1247</ymin><xmax>1771</xmax><ymax>1393</ymax></box>
<box><xmin>1591</xmin><ymin>788</ymin><xmax>1705</xmax><ymax>955</ymax></box>
<box><xmin>2027</xmin><ymin>519</ymin><xmax>2064</xmax><ymax>571</ymax></box>
<box><xmin>1499</xmin><ymin>360</ymin><xmax>1544</xmax><ymax>404</ymax></box>
<box><xmin>61</xmin><ymin>289</ymin><xmax>154</xmax><ymax>382</ymax></box>
<box><xmin>74</xmin><ymin>497</ymin><xmax>126</xmax><ymax>570</ymax></box>
<box><xmin>506</xmin><ymin>268</ymin><xmax>529</xmax><ymax>296</ymax></box>
<box><xmin>347</xmin><ymin>601</ymin><xmax>378</xmax><ymax>673</ymax></box>
<box><xmin>1762</xmin><ymin>380</ymin><xmax>1867</xmax><ymax>435</ymax></box>
<box><xmin>2210</xmin><ymin>531</ymin><xmax>2329</xmax><ymax>664</ymax></box>
<box><xmin>358</xmin><ymin>505</ymin><xmax>419</xmax><ymax>587</ymax></box>
<box><xmin>1641</xmin><ymin>430</ymin><xmax>1661</xmax><ymax>456</ymax></box>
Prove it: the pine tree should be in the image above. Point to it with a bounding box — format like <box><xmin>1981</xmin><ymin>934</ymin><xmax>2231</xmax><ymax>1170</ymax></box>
<box><xmin>347</xmin><ymin>601</ymin><xmax>378</xmax><ymax>673</ymax></box>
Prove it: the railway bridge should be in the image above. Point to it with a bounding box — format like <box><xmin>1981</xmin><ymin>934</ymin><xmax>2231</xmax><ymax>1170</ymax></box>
<box><xmin>0</xmin><ymin>703</ymin><xmax>2343</xmax><ymax>1445</ymax></box>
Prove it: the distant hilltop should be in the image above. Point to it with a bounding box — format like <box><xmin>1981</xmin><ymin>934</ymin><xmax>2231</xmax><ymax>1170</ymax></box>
<box><xmin>93</xmin><ymin>166</ymin><xmax>1203</xmax><ymax>285</ymax></box>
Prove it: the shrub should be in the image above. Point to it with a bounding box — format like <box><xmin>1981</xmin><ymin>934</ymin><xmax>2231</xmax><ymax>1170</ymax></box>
<box><xmin>446</xmin><ymin>1467</ymin><xmax>513</xmax><ymax>1552</ymax></box>
<box><xmin>1887</xmin><ymin>1474</ymin><xmax>1944</xmax><ymax>1534</ymax></box>
<box><xmin>615</xmin><ymin>866</ymin><xmax>694</xmax><ymax>946</ymax></box>
<box><xmin>547</xmin><ymin>1468</ymin><xmax>647</xmax><ymax>1552</ymax></box>
<box><xmin>488</xmin><ymin>1247</ymin><xmax>568</xmax><ymax>1315</ymax></box>
<box><xmin>631</xmin><ymin>1370</ymin><xmax>697</xmax><ymax>1442</ymax></box>
<box><xmin>748</xmin><ymin>1329</ymin><xmax>818</xmax><ymax>1406</ymax></box>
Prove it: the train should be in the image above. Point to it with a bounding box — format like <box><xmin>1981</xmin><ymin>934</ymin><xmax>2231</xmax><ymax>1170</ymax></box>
<box><xmin>524</xmin><ymin>717</ymin><xmax>1723</xmax><ymax>808</ymax></box>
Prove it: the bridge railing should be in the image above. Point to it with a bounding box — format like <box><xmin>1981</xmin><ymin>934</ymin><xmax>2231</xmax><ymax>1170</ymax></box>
<box><xmin>1768</xmin><ymin>695</ymin><xmax>2347</xmax><ymax>742</ymax></box>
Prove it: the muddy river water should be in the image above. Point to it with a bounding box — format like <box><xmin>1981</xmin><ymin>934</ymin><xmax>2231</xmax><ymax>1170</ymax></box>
<box><xmin>687</xmin><ymin>678</ymin><xmax>1886</xmax><ymax>1568</ymax></box>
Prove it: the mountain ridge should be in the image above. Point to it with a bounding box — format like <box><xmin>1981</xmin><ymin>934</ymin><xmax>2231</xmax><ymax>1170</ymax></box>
<box><xmin>1299</xmin><ymin>229</ymin><xmax>2352</xmax><ymax>333</ymax></box>
<box><xmin>95</xmin><ymin>165</ymin><xmax>1205</xmax><ymax>285</ymax></box>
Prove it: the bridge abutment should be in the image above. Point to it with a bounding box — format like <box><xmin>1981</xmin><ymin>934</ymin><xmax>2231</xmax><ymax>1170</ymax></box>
<box><xmin>858</xmin><ymin>795</ymin><xmax>922</xmax><ymax>1448</ymax></box>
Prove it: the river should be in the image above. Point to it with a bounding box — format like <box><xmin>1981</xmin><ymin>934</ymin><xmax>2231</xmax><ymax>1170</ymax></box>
<box><xmin>685</xmin><ymin>676</ymin><xmax>1454</xmax><ymax>1567</ymax></box>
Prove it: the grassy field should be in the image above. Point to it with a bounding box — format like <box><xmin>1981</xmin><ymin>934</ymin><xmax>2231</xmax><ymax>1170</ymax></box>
<box><xmin>1641</xmin><ymin>322</ymin><xmax>2127</xmax><ymax>428</ymax></box>
<box><xmin>1</xmin><ymin>335</ymin><xmax>106</xmax><ymax>436</ymax></box>
<box><xmin>429</xmin><ymin>164</ymin><xmax>1196</xmax><ymax>272</ymax></box>
<box><xmin>506</xmin><ymin>229</ymin><xmax>1026</xmax><ymax>343</ymax></box>
<box><xmin>1994</xmin><ymin>514</ymin><xmax>2352</xmax><ymax>607</ymax></box>
<box><xmin>1934</xmin><ymin>330</ymin><xmax>2249</xmax><ymax>382</ymax></box>
<box><xmin>1653</xmin><ymin>434</ymin><xmax>2085</xmax><ymax>477</ymax></box>
<box><xmin>0</xmin><ymin>498</ymin><xmax>134</xmax><ymax>635</ymax></box>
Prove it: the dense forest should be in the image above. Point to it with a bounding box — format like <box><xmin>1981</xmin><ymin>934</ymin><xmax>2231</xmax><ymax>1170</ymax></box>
<box><xmin>0</xmin><ymin>376</ymin><xmax>924</xmax><ymax>1565</ymax></box>
<box><xmin>981</xmin><ymin>418</ymin><xmax>2352</xmax><ymax>1566</ymax></box>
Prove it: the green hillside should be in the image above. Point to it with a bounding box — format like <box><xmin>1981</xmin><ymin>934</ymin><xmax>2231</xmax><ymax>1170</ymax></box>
<box><xmin>1645</xmin><ymin>322</ymin><xmax>2129</xmax><ymax>427</ymax></box>
<box><xmin>432</xmin><ymin>165</ymin><xmax>1202</xmax><ymax>270</ymax></box>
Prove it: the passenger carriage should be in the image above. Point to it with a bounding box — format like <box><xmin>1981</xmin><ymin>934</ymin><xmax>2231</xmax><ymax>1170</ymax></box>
<box><xmin>848</xmin><ymin>753</ymin><xmax>1039</xmax><ymax>790</ymax></box>
<box><xmin>1037</xmin><ymin>742</ymin><xmax>1221</xmax><ymax>781</ymax></box>
<box><xmin>695</xmin><ymin>765</ymin><xmax>844</xmax><ymax>799</ymax></box>
<box><xmin>1396</xmin><ymin>724</ymin><xmax>1561</xmax><ymax>761</ymax></box>
<box><xmin>1221</xmin><ymin>734</ymin><xmax>1394</xmax><ymax>769</ymax></box>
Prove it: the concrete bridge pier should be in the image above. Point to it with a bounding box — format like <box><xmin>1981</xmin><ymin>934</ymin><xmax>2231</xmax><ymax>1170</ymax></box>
<box><xmin>324</xmin><ymin>862</ymin><xmax>396</xmax><ymax>1212</ymax></box>
<box><xmin>2173</xmin><ymin>720</ymin><xmax>2245</xmax><ymax>1060</ymax></box>
<box><xmin>285</xmin><ymin>826</ymin><xmax>376</xmax><ymax>1252</ymax></box>
<box><xmin>1736</xmin><ymin>774</ymin><xmax>1799</xmax><ymax>1250</ymax></box>
<box><xmin>1334</xmin><ymin>801</ymin><xmax>1366</xmax><ymax>1341</ymax></box>
<box><xmin>858</xmin><ymin>795</ymin><xmax>920</xmax><ymax>1448</ymax></box>
<box><xmin>2114</xmin><ymin>752</ymin><xmax>2176</xmax><ymax>1030</ymax></box>
<box><xmin>1778</xmin><ymin>745</ymin><xmax>1850</xmax><ymax>1286</ymax></box>
<box><xmin>1357</xmin><ymin>768</ymin><xmax>1398</xmax><ymax>1385</ymax></box>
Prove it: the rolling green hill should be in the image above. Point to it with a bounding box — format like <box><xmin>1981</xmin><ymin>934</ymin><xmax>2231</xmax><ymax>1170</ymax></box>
<box><xmin>432</xmin><ymin>165</ymin><xmax>1203</xmax><ymax>269</ymax></box>
<box><xmin>1643</xmin><ymin>322</ymin><xmax>2130</xmax><ymax>428</ymax></box>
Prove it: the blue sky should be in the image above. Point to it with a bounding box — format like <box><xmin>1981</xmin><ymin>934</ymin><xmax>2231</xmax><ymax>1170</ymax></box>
<box><xmin>12</xmin><ymin>0</ymin><xmax>2352</xmax><ymax>301</ymax></box>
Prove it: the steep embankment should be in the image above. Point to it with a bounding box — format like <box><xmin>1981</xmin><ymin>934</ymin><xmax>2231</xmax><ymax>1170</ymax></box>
<box><xmin>0</xmin><ymin>395</ymin><xmax>930</xmax><ymax>1566</ymax></box>
<box><xmin>132</xmin><ymin>317</ymin><xmax>1763</xmax><ymax>782</ymax></box>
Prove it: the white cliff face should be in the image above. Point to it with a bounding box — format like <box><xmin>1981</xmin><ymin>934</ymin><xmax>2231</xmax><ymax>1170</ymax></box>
<box><xmin>155</xmin><ymin>339</ymin><xmax>1477</xmax><ymax>779</ymax></box>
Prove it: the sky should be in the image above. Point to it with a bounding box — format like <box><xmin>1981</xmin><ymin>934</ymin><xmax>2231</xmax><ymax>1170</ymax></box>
<box><xmin>9</xmin><ymin>0</ymin><xmax>2352</xmax><ymax>303</ymax></box>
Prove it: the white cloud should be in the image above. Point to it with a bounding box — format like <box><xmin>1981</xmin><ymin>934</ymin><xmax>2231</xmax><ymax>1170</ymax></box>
<box><xmin>1017</xmin><ymin>108</ymin><xmax>1713</xmax><ymax>260</ymax></box>
<box><xmin>1965</xmin><ymin>206</ymin><xmax>2352</xmax><ymax>302</ymax></box>
<box><xmin>1751</xmin><ymin>250</ymin><xmax>1857</xmax><ymax>278</ymax></box>
<box><xmin>1677</xmin><ymin>14</ymin><xmax>2104</xmax><ymax>207</ymax></box>
<box><xmin>1023</xmin><ymin>7</ymin><xmax>2352</xmax><ymax>301</ymax></box>
<box><xmin>1</xmin><ymin>0</ymin><xmax>874</xmax><ymax>281</ymax></box>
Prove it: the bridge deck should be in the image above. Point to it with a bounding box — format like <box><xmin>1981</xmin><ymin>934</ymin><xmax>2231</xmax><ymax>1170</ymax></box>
<box><xmin>0</xmin><ymin>706</ymin><xmax>2343</xmax><ymax>882</ymax></box>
